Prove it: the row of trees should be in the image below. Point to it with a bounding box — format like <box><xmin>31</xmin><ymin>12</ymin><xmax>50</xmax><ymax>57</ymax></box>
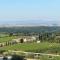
<box><xmin>9</xmin><ymin>32</ymin><xmax>60</xmax><ymax>43</ymax></box>
<box><xmin>0</xmin><ymin>38</ymin><xmax>24</xmax><ymax>47</ymax></box>
<box><xmin>38</xmin><ymin>33</ymin><xmax>56</xmax><ymax>42</ymax></box>
<box><xmin>0</xmin><ymin>41</ymin><xmax>17</xmax><ymax>47</ymax></box>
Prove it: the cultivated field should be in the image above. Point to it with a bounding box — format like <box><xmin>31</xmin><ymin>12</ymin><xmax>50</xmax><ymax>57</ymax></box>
<box><xmin>0</xmin><ymin>42</ymin><xmax>60</xmax><ymax>60</ymax></box>
<box><xmin>0</xmin><ymin>33</ymin><xmax>60</xmax><ymax>60</ymax></box>
<box><xmin>0</xmin><ymin>42</ymin><xmax>60</xmax><ymax>54</ymax></box>
<box><xmin>0</xmin><ymin>36</ymin><xmax>17</xmax><ymax>43</ymax></box>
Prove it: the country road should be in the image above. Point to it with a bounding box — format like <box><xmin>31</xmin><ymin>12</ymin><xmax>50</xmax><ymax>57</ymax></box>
<box><xmin>0</xmin><ymin>51</ymin><xmax>60</xmax><ymax>60</ymax></box>
<box><xmin>11</xmin><ymin>51</ymin><xmax>60</xmax><ymax>57</ymax></box>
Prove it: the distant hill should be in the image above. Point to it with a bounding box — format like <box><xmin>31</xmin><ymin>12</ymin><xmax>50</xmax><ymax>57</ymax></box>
<box><xmin>0</xmin><ymin>26</ymin><xmax>60</xmax><ymax>33</ymax></box>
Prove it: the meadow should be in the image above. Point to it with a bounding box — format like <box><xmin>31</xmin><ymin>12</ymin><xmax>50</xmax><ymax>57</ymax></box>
<box><xmin>0</xmin><ymin>42</ymin><xmax>60</xmax><ymax>60</ymax></box>
<box><xmin>0</xmin><ymin>42</ymin><xmax>60</xmax><ymax>54</ymax></box>
<box><xmin>0</xmin><ymin>36</ymin><xmax>17</xmax><ymax>43</ymax></box>
<box><xmin>0</xmin><ymin>34</ymin><xmax>60</xmax><ymax>60</ymax></box>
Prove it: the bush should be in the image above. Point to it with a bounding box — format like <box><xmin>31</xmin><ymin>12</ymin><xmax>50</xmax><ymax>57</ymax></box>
<box><xmin>3</xmin><ymin>56</ymin><xmax>8</xmax><ymax>60</ymax></box>
<box><xmin>0</xmin><ymin>50</ymin><xmax>6</xmax><ymax>54</ymax></box>
<box><xmin>11</xmin><ymin>55</ymin><xmax>25</xmax><ymax>60</ymax></box>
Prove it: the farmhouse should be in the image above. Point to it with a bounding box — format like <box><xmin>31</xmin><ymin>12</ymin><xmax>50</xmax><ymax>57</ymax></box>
<box><xmin>12</xmin><ymin>36</ymin><xmax>37</xmax><ymax>43</ymax></box>
<box><xmin>0</xmin><ymin>36</ymin><xmax>37</xmax><ymax>47</ymax></box>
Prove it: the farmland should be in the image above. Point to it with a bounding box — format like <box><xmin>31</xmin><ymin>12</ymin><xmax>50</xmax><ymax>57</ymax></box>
<box><xmin>0</xmin><ymin>42</ymin><xmax>60</xmax><ymax>54</ymax></box>
<box><xmin>0</xmin><ymin>26</ymin><xmax>60</xmax><ymax>60</ymax></box>
<box><xmin>0</xmin><ymin>42</ymin><xmax>60</xmax><ymax>60</ymax></box>
<box><xmin>0</xmin><ymin>36</ymin><xmax>17</xmax><ymax>43</ymax></box>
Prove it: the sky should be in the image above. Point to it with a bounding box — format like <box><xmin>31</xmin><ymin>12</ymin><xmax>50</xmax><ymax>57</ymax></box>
<box><xmin>0</xmin><ymin>0</ymin><xmax>60</xmax><ymax>26</ymax></box>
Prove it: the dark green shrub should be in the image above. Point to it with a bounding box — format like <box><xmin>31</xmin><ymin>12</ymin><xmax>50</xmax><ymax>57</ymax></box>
<box><xmin>11</xmin><ymin>55</ymin><xmax>25</xmax><ymax>60</ymax></box>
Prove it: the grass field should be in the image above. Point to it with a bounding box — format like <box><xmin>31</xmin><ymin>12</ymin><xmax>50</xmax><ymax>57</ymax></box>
<box><xmin>0</xmin><ymin>42</ymin><xmax>60</xmax><ymax>54</ymax></box>
<box><xmin>0</xmin><ymin>36</ymin><xmax>17</xmax><ymax>43</ymax></box>
<box><xmin>39</xmin><ymin>55</ymin><xmax>60</xmax><ymax>60</ymax></box>
<box><xmin>0</xmin><ymin>41</ymin><xmax>60</xmax><ymax>60</ymax></box>
<box><xmin>0</xmin><ymin>35</ymin><xmax>60</xmax><ymax>60</ymax></box>
<box><xmin>0</xmin><ymin>42</ymin><xmax>60</xmax><ymax>60</ymax></box>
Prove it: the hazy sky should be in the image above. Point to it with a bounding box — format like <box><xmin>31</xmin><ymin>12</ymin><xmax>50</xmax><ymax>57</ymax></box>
<box><xmin>0</xmin><ymin>0</ymin><xmax>60</xmax><ymax>25</ymax></box>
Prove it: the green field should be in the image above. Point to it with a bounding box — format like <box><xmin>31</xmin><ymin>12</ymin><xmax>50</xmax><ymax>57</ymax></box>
<box><xmin>39</xmin><ymin>55</ymin><xmax>60</xmax><ymax>60</ymax></box>
<box><xmin>0</xmin><ymin>42</ymin><xmax>60</xmax><ymax>60</ymax></box>
<box><xmin>0</xmin><ymin>42</ymin><xmax>60</xmax><ymax>54</ymax></box>
<box><xmin>0</xmin><ymin>34</ymin><xmax>60</xmax><ymax>60</ymax></box>
<box><xmin>0</xmin><ymin>36</ymin><xmax>17</xmax><ymax>43</ymax></box>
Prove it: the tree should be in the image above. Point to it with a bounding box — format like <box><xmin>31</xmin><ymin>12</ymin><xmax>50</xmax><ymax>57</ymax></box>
<box><xmin>39</xmin><ymin>34</ymin><xmax>43</xmax><ymax>42</ymax></box>
<box><xmin>3</xmin><ymin>56</ymin><xmax>8</xmax><ymax>60</ymax></box>
<box><xmin>11</xmin><ymin>55</ymin><xmax>25</xmax><ymax>60</ymax></box>
<box><xmin>9</xmin><ymin>33</ymin><xmax>13</xmax><ymax>36</ymax></box>
<box><xmin>20</xmin><ymin>39</ymin><xmax>24</xmax><ymax>43</ymax></box>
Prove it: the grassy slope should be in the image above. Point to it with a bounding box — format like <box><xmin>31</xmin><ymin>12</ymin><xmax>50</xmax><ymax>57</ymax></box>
<box><xmin>0</xmin><ymin>36</ymin><xmax>17</xmax><ymax>43</ymax></box>
<box><xmin>39</xmin><ymin>55</ymin><xmax>60</xmax><ymax>60</ymax></box>
<box><xmin>0</xmin><ymin>42</ymin><xmax>60</xmax><ymax>60</ymax></box>
<box><xmin>0</xmin><ymin>42</ymin><xmax>60</xmax><ymax>54</ymax></box>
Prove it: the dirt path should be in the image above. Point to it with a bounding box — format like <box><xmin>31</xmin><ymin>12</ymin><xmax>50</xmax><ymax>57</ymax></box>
<box><xmin>12</xmin><ymin>51</ymin><xmax>60</xmax><ymax>57</ymax></box>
